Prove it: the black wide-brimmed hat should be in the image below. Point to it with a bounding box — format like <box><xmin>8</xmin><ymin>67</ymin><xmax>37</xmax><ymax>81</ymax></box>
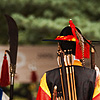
<box><xmin>43</xmin><ymin>19</ymin><xmax>91</xmax><ymax>59</ymax></box>
<box><xmin>43</xmin><ymin>20</ymin><xmax>82</xmax><ymax>42</ymax></box>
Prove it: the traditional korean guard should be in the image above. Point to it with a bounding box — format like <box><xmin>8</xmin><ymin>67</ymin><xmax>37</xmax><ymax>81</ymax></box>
<box><xmin>36</xmin><ymin>20</ymin><xmax>100</xmax><ymax>100</ymax></box>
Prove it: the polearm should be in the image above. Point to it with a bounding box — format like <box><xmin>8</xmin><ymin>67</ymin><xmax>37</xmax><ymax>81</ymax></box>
<box><xmin>56</xmin><ymin>45</ymin><xmax>69</xmax><ymax>100</ymax></box>
<box><xmin>5</xmin><ymin>14</ymin><xmax>18</xmax><ymax>100</ymax></box>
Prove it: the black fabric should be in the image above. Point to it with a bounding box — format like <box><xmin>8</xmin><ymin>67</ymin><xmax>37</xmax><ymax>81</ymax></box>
<box><xmin>59</xmin><ymin>41</ymin><xmax>76</xmax><ymax>55</ymax></box>
<box><xmin>46</xmin><ymin>66</ymin><xmax>96</xmax><ymax>100</ymax></box>
<box><xmin>60</xmin><ymin>26</ymin><xmax>82</xmax><ymax>36</ymax></box>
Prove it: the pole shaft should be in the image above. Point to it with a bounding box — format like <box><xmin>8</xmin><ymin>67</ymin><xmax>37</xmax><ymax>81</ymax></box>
<box><xmin>10</xmin><ymin>75</ymin><xmax>14</xmax><ymax>100</ymax></box>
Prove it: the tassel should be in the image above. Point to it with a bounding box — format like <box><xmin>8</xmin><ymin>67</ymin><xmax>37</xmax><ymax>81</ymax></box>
<box><xmin>0</xmin><ymin>51</ymin><xmax>10</xmax><ymax>87</ymax></box>
<box><xmin>75</xmin><ymin>42</ymin><xmax>90</xmax><ymax>59</ymax></box>
<box><xmin>31</xmin><ymin>71</ymin><xmax>37</xmax><ymax>83</ymax></box>
<box><xmin>75</xmin><ymin>43</ymin><xmax>82</xmax><ymax>59</ymax></box>
<box><xmin>84</xmin><ymin>41</ymin><xmax>90</xmax><ymax>58</ymax></box>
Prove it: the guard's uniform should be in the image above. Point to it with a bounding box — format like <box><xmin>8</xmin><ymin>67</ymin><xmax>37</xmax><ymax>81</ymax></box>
<box><xmin>36</xmin><ymin>61</ymin><xmax>96</xmax><ymax>100</ymax></box>
<box><xmin>36</xmin><ymin>20</ymin><xmax>100</xmax><ymax>100</ymax></box>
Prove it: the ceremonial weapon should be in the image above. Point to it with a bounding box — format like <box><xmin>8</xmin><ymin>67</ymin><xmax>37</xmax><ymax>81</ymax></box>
<box><xmin>5</xmin><ymin>14</ymin><xmax>18</xmax><ymax>100</ymax></box>
<box><xmin>56</xmin><ymin>46</ymin><xmax>68</xmax><ymax>100</ymax></box>
<box><xmin>57</xmin><ymin>48</ymin><xmax>77</xmax><ymax>100</ymax></box>
<box><xmin>57</xmin><ymin>46</ymin><xmax>70</xmax><ymax>100</ymax></box>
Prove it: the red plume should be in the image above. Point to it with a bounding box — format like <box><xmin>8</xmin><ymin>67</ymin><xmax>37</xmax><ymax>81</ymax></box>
<box><xmin>0</xmin><ymin>52</ymin><xmax>10</xmax><ymax>87</ymax></box>
<box><xmin>69</xmin><ymin>19</ymin><xmax>77</xmax><ymax>39</ymax></box>
<box><xmin>69</xmin><ymin>19</ymin><xmax>90</xmax><ymax>59</ymax></box>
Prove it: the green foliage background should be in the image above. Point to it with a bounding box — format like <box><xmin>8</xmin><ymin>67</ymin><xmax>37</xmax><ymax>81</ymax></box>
<box><xmin>0</xmin><ymin>0</ymin><xmax>100</xmax><ymax>44</ymax></box>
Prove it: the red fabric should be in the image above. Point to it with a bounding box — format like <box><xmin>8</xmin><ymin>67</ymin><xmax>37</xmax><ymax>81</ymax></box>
<box><xmin>69</xmin><ymin>20</ymin><xmax>90</xmax><ymax>59</ymax></box>
<box><xmin>36</xmin><ymin>86</ymin><xmax>51</xmax><ymax>100</ymax></box>
<box><xmin>69</xmin><ymin>20</ymin><xmax>77</xmax><ymax>39</ymax></box>
<box><xmin>0</xmin><ymin>54</ymin><xmax>10</xmax><ymax>87</ymax></box>
<box><xmin>92</xmin><ymin>93</ymin><xmax>100</xmax><ymax>100</ymax></box>
<box><xmin>69</xmin><ymin>20</ymin><xmax>82</xmax><ymax>59</ymax></box>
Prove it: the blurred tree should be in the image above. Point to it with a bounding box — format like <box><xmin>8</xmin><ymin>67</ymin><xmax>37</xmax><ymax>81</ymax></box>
<box><xmin>0</xmin><ymin>0</ymin><xmax>100</xmax><ymax>44</ymax></box>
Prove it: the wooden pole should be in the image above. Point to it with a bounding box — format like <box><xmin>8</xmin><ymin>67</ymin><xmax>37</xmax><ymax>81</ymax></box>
<box><xmin>68</xmin><ymin>49</ymin><xmax>77</xmax><ymax>100</ymax></box>
<box><xmin>64</xmin><ymin>50</ymin><xmax>71</xmax><ymax>100</ymax></box>
<box><xmin>67</xmin><ymin>50</ymin><xmax>75</xmax><ymax>100</ymax></box>
<box><xmin>72</xmin><ymin>67</ymin><xmax>77</xmax><ymax>100</ymax></box>
<box><xmin>60</xmin><ymin>53</ymin><xmax>69</xmax><ymax>100</ymax></box>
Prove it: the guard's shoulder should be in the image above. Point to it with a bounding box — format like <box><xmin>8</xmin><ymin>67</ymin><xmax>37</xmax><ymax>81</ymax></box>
<box><xmin>75</xmin><ymin>66</ymin><xmax>96</xmax><ymax>81</ymax></box>
<box><xmin>46</xmin><ymin>67</ymin><xmax>61</xmax><ymax>80</ymax></box>
<box><xmin>46</xmin><ymin>67</ymin><xmax>60</xmax><ymax>73</ymax></box>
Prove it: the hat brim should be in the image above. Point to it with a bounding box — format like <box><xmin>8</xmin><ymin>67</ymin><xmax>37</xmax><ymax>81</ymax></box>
<box><xmin>43</xmin><ymin>39</ymin><xmax>59</xmax><ymax>42</ymax></box>
<box><xmin>42</xmin><ymin>39</ymin><xmax>76</xmax><ymax>42</ymax></box>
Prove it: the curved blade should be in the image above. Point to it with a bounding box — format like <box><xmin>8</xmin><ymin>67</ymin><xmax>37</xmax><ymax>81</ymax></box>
<box><xmin>5</xmin><ymin>14</ymin><xmax>18</xmax><ymax>65</ymax></box>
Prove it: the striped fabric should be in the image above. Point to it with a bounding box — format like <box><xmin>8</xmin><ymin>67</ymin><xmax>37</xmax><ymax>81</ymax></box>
<box><xmin>36</xmin><ymin>73</ymin><xmax>51</xmax><ymax>100</ymax></box>
<box><xmin>0</xmin><ymin>88</ymin><xmax>9</xmax><ymax>100</ymax></box>
<box><xmin>92</xmin><ymin>67</ymin><xmax>100</xmax><ymax>100</ymax></box>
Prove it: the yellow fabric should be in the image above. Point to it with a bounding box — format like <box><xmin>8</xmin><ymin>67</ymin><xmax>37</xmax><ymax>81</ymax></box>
<box><xmin>40</xmin><ymin>73</ymin><xmax>51</xmax><ymax>98</ymax></box>
<box><xmin>93</xmin><ymin>76</ymin><xmax>100</xmax><ymax>98</ymax></box>
<box><xmin>73</xmin><ymin>60</ymin><xmax>82</xmax><ymax>66</ymax></box>
<box><xmin>72</xmin><ymin>38</ymin><xmax>76</xmax><ymax>41</ymax></box>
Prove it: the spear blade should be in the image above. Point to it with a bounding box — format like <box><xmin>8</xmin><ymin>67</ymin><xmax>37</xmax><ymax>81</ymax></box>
<box><xmin>5</xmin><ymin>14</ymin><xmax>18</xmax><ymax>65</ymax></box>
